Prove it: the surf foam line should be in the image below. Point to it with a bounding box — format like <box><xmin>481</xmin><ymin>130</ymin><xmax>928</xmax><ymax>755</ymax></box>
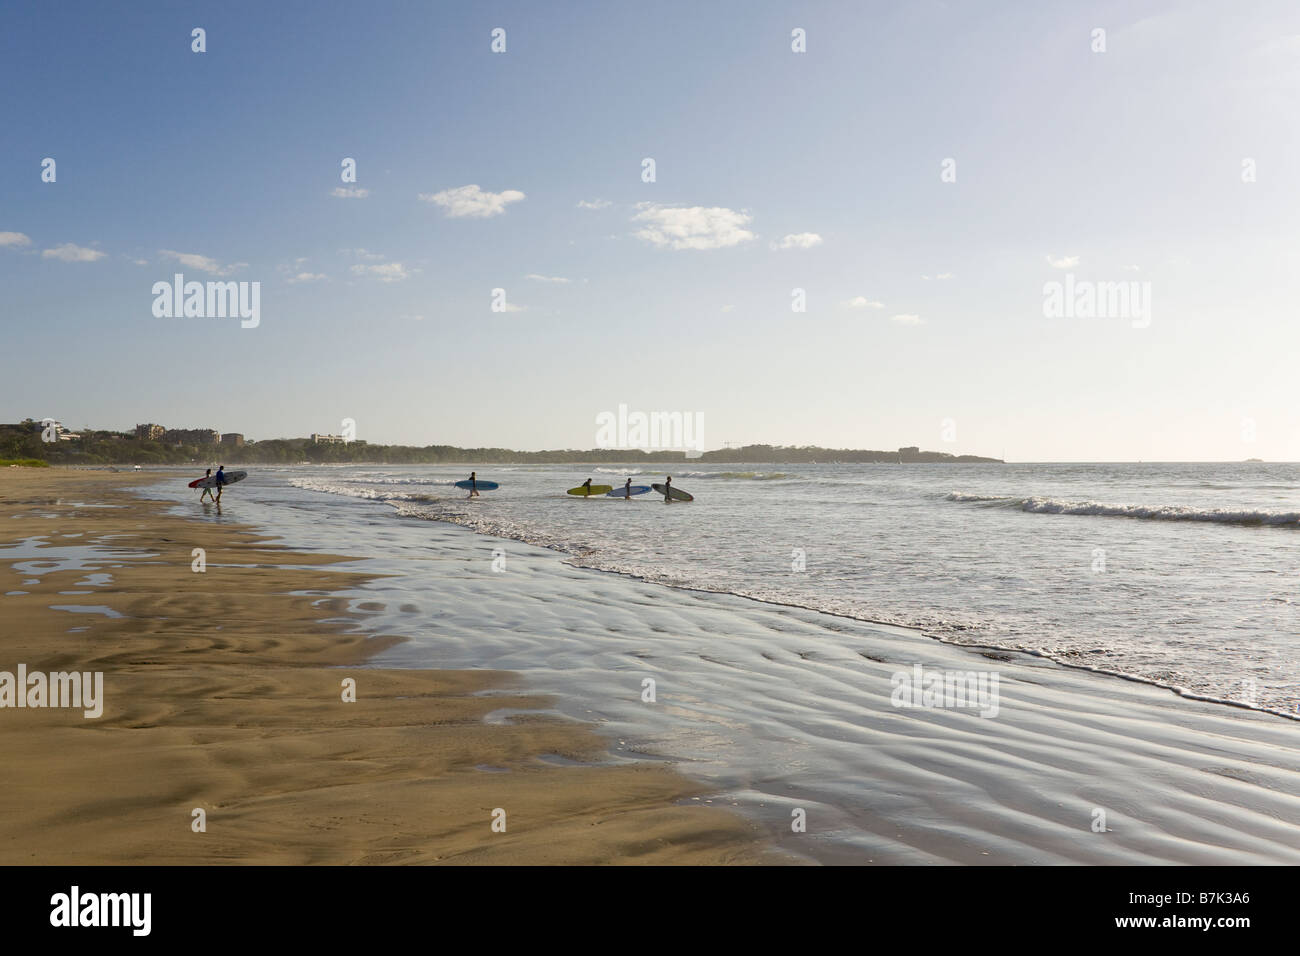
<box><xmin>379</xmin><ymin>499</ymin><xmax>1300</xmax><ymax>722</ymax></box>
<box><xmin>946</xmin><ymin>493</ymin><xmax>1300</xmax><ymax>527</ymax></box>
<box><xmin>287</xmin><ymin>476</ymin><xmax>443</xmax><ymax>503</ymax></box>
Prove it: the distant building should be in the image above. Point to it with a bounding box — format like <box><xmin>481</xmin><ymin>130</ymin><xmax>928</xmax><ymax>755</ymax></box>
<box><xmin>898</xmin><ymin>446</ymin><xmax>920</xmax><ymax>455</ymax></box>
<box><xmin>136</xmin><ymin>424</ymin><xmax>165</xmax><ymax>441</ymax></box>
<box><xmin>221</xmin><ymin>433</ymin><xmax>245</xmax><ymax>447</ymax></box>
<box><xmin>167</xmin><ymin>428</ymin><xmax>221</xmax><ymax>445</ymax></box>
<box><xmin>311</xmin><ymin>434</ymin><xmax>345</xmax><ymax>444</ymax></box>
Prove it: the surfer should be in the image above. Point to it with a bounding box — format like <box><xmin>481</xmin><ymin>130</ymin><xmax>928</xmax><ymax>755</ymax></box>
<box><xmin>663</xmin><ymin>475</ymin><xmax>673</xmax><ymax>503</ymax></box>
<box><xmin>581</xmin><ymin>478</ymin><xmax>593</xmax><ymax>497</ymax></box>
<box><xmin>623</xmin><ymin>478</ymin><xmax>632</xmax><ymax>501</ymax></box>
<box><xmin>198</xmin><ymin>468</ymin><xmax>215</xmax><ymax>503</ymax></box>
<box><xmin>466</xmin><ymin>471</ymin><xmax>479</xmax><ymax>499</ymax></box>
<box><xmin>214</xmin><ymin>465</ymin><xmax>226</xmax><ymax>502</ymax></box>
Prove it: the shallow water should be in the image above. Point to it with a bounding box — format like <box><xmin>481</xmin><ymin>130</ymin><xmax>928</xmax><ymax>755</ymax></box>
<box><xmin>167</xmin><ymin>462</ymin><xmax>1300</xmax><ymax>716</ymax></box>
<box><xmin>137</xmin><ymin>468</ymin><xmax>1300</xmax><ymax>863</ymax></box>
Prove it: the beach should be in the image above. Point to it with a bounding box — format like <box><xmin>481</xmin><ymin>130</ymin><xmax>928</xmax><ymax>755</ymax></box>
<box><xmin>5</xmin><ymin>465</ymin><xmax>1294</xmax><ymax>868</ymax></box>
<box><xmin>0</xmin><ymin>469</ymin><xmax>771</xmax><ymax>865</ymax></box>
<box><xmin>3</xmin><ymin>466</ymin><xmax>1299</xmax><ymax>866</ymax></box>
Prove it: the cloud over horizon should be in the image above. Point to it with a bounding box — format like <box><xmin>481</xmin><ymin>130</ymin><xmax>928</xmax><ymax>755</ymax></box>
<box><xmin>43</xmin><ymin>243</ymin><xmax>106</xmax><ymax>263</ymax></box>
<box><xmin>772</xmin><ymin>232</ymin><xmax>823</xmax><ymax>250</ymax></box>
<box><xmin>350</xmin><ymin>262</ymin><xmax>410</xmax><ymax>282</ymax></box>
<box><xmin>632</xmin><ymin>203</ymin><xmax>755</xmax><ymax>251</ymax></box>
<box><xmin>420</xmin><ymin>184</ymin><xmax>525</xmax><ymax>218</ymax></box>
<box><xmin>158</xmin><ymin>249</ymin><xmax>245</xmax><ymax>275</ymax></box>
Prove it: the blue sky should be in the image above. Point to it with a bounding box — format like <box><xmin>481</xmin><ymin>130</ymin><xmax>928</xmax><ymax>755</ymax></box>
<box><xmin>3</xmin><ymin>0</ymin><xmax>1298</xmax><ymax>460</ymax></box>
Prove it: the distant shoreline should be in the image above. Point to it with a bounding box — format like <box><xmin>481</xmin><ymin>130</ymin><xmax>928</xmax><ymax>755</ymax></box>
<box><xmin>0</xmin><ymin>425</ymin><xmax>1004</xmax><ymax>467</ymax></box>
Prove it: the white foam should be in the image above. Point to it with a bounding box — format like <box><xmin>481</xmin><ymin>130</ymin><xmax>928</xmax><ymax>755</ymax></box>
<box><xmin>948</xmin><ymin>492</ymin><xmax>1300</xmax><ymax>526</ymax></box>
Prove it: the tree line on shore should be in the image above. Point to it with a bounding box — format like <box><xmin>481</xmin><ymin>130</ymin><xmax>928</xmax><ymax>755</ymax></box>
<box><xmin>0</xmin><ymin>423</ymin><xmax>1003</xmax><ymax>465</ymax></box>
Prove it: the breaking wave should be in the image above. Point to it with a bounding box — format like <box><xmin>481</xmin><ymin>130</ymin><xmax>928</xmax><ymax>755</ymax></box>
<box><xmin>947</xmin><ymin>492</ymin><xmax>1300</xmax><ymax>527</ymax></box>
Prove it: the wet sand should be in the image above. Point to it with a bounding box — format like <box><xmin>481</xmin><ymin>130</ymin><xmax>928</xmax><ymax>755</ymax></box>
<box><xmin>0</xmin><ymin>469</ymin><xmax>773</xmax><ymax>864</ymax></box>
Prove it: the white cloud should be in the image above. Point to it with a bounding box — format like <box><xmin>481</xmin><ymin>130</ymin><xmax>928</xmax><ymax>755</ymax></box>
<box><xmin>890</xmin><ymin>313</ymin><xmax>925</xmax><ymax>325</ymax></box>
<box><xmin>498</xmin><ymin>302</ymin><xmax>526</xmax><ymax>312</ymax></box>
<box><xmin>0</xmin><ymin>231</ymin><xmax>32</xmax><ymax>248</ymax></box>
<box><xmin>721</xmin><ymin>304</ymin><xmax>735</xmax><ymax>312</ymax></box>
<box><xmin>341</xmin><ymin>248</ymin><xmax>386</xmax><ymax>261</ymax></box>
<box><xmin>632</xmin><ymin>203</ymin><xmax>755</xmax><ymax>251</ymax></box>
<box><xmin>772</xmin><ymin>232</ymin><xmax>823</xmax><ymax>250</ymax></box>
<box><xmin>331</xmin><ymin>187</ymin><xmax>370</xmax><ymax>199</ymax></box>
<box><xmin>43</xmin><ymin>243</ymin><xmax>106</xmax><ymax>263</ymax></box>
<box><xmin>158</xmin><ymin>249</ymin><xmax>246</xmax><ymax>275</ymax></box>
<box><xmin>287</xmin><ymin>272</ymin><xmax>327</xmax><ymax>283</ymax></box>
<box><xmin>920</xmin><ymin>273</ymin><xmax>954</xmax><ymax>280</ymax></box>
<box><xmin>1123</xmin><ymin>264</ymin><xmax>1142</xmax><ymax>272</ymax></box>
<box><xmin>1046</xmin><ymin>254</ymin><xmax>1079</xmax><ymax>269</ymax></box>
<box><xmin>131</xmin><ymin>258</ymin><xmax>149</xmax><ymax>266</ymax></box>
<box><xmin>350</xmin><ymin>262</ymin><xmax>410</xmax><ymax>282</ymax></box>
<box><xmin>419</xmin><ymin>184</ymin><xmax>525</xmax><ymax>218</ymax></box>
<box><xmin>845</xmin><ymin>296</ymin><xmax>884</xmax><ymax>309</ymax></box>
<box><xmin>577</xmin><ymin>199</ymin><xmax>611</xmax><ymax>210</ymax></box>
<box><xmin>525</xmin><ymin>273</ymin><xmax>570</xmax><ymax>283</ymax></box>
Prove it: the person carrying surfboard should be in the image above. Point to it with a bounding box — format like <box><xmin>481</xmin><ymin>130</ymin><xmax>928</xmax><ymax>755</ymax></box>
<box><xmin>581</xmin><ymin>478</ymin><xmax>593</xmax><ymax>497</ymax></box>
<box><xmin>466</xmin><ymin>471</ymin><xmax>479</xmax><ymax>499</ymax></box>
<box><xmin>198</xmin><ymin>468</ymin><xmax>215</xmax><ymax>503</ymax></box>
<box><xmin>663</xmin><ymin>475</ymin><xmax>673</xmax><ymax>503</ymax></box>
<box><xmin>214</xmin><ymin>465</ymin><xmax>227</xmax><ymax>502</ymax></box>
<box><xmin>623</xmin><ymin>478</ymin><xmax>632</xmax><ymax>501</ymax></box>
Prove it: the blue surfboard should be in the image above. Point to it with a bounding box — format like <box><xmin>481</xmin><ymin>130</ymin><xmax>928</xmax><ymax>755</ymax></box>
<box><xmin>454</xmin><ymin>479</ymin><xmax>499</xmax><ymax>490</ymax></box>
<box><xmin>606</xmin><ymin>485</ymin><xmax>652</xmax><ymax>498</ymax></box>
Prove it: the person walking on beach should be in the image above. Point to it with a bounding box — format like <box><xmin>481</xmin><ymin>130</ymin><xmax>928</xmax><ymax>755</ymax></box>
<box><xmin>623</xmin><ymin>477</ymin><xmax>633</xmax><ymax>501</ymax></box>
<box><xmin>663</xmin><ymin>475</ymin><xmax>673</xmax><ymax>503</ymax></box>
<box><xmin>466</xmin><ymin>471</ymin><xmax>479</xmax><ymax>499</ymax></box>
<box><xmin>199</xmin><ymin>468</ymin><xmax>215</xmax><ymax>503</ymax></box>
<box><xmin>214</xmin><ymin>464</ymin><xmax>227</xmax><ymax>503</ymax></box>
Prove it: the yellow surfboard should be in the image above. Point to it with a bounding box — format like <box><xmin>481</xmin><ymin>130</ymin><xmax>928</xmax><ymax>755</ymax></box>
<box><xmin>567</xmin><ymin>484</ymin><xmax>613</xmax><ymax>497</ymax></box>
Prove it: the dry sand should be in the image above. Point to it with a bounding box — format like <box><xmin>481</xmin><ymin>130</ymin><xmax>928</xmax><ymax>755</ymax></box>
<box><xmin>0</xmin><ymin>468</ymin><xmax>773</xmax><ymax>864</ymax></box>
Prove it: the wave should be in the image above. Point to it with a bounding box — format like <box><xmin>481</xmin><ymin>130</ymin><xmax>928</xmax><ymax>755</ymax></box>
<box><xmin>384</xmin><ymin>499</ymin><xmax>1297</xmax><ymax>720</ymax></box>
<box><xmin>288</xmin><ymin>477</ymin><xmax>442</xmax><ymax>503</ymax></box>
<box><xmin>271</xmin><ymin>477</ymin><xmax>1300</xmax><ymax>720</ymax></box>
<box><xmin>947</xmin><ymin>493</ymin><xmax>1300</xmax><ymax>526</ymax></box>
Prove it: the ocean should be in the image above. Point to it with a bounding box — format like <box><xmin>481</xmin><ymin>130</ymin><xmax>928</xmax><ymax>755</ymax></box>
<box><xmin>229</xmin><ymin>461</ymin><xmax>1300</xmax><ymax>717</ymax></box>
<box><xmin>136</xmin><ymin>461</ymin><xmax>1300</xmax><ymax>863</ymax></box>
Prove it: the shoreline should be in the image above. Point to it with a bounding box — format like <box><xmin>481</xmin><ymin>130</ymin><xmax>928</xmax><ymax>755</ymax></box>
<box><xmin>0</xmin><ymin>469</ymin><xmax>776</xmax><ymax>865</ymax></box>
<box><xmin>10</xmin><ymin>466</ymin><xmax>1300</xmax><ymax>865</ymax></box>
<box><xmin>219</xmin><ymin>474</ymin><xmax>1300</xmax><ymax>865</ymax></box>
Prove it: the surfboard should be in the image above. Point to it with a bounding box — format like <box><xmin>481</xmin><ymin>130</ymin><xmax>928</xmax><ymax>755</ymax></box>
<box><xmin>454</xmin><ymin>479</ymin><xmax>499</xmax><ymax>490</ymax></box>
<box><xmin>567</xmin><ymin>484</ymin><xmax>614</xmax><ymax>497</ymax></box>
<box><xmin>189</xmin><ymin>470</ymin><xmax>247</xmax><ymax>489</ymax></box>
<box><xmin>606</xmin><ymin>485</ymin><xmax>652</xmax><ymax>498</ymax></box>
<box><xmin>651</xmin><ymin>483</ymin><xmax>693</xmax><ymax>501</ymax></box>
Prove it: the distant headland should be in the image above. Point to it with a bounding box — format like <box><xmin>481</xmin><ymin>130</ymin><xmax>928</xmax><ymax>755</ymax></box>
<box><xmin>0</xmin><ymin>421</ymin><xmax>1005</xmax><ymax>466</ymax></box>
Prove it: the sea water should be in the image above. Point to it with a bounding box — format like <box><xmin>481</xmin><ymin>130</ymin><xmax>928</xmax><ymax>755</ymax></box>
<box><xmin>136</xmin><ymin>462</ymin><xmax>1300</xmax><ymax>862</ymax></box>
<box><xmin>205</xmin><ymin>461</ymin><xmax>1300</xmax><ymax>717</ymax></box>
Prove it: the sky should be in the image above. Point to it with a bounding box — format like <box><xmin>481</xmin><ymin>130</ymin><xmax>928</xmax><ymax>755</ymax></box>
<box><xmin>2</xmin><ymin>0</ymin><xmax>1298</xmax><ymax>461</ymax></box>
